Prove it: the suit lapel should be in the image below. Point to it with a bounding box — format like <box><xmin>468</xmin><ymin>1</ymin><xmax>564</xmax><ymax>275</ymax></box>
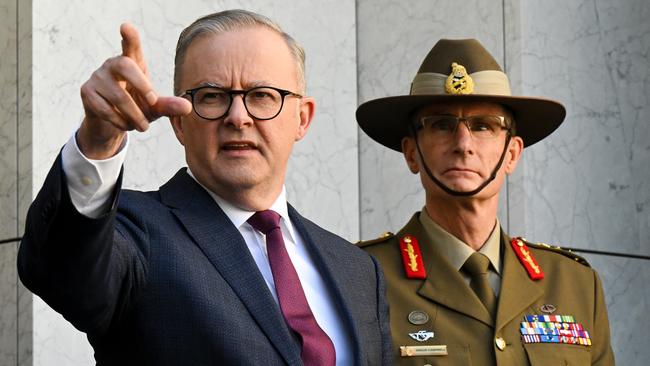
<box><xmin>160</xmin><ymin>170</ymin><xmax>300</xmax><ymax>365</ymax></box>
<box><xmin>401</xmin><ymin>214</ymin><xmax>494</xmax><ymax>327</ymax></box>
<box><xmin>288</xmin><ymin>206</ymin><xmax>364</xmax><ymax>365</ymax></box>
<box><xmin>495</xmin><ymin>233</ymin><xmax>543</xmax><ymax>331</ymax></box>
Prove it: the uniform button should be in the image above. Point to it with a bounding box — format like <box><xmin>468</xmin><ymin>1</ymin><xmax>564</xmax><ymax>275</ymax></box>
<box><xmin>81</xmin><ymin>176</ymin><xmax>93</xmax><ymax>186</ymax></box>
<box><xmin>495</xmin><ymin>337</ymin><xmax>506</xmax><ymax>351</ymax></box>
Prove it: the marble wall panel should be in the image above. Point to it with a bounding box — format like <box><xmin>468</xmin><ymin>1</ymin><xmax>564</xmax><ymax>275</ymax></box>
<box><xmin>17</xmin><ymin>0</ymin><xmax>33</xmax><ymax>364</ymax></box>
<box><xmin>18</xmin><ymin>283</ymin><xmax>32</xmax><ymax>366</ymax></box>
<box><xmin>0</xmin><ymin>0</ymin><xmax>18</xmax><ymax>240</ymax></box>
<box><xmin>0</xmin><ymin>0</ymin><xmax>18</xmax><ymax>364</ymax></box>
<box><xmin>29</xmin><ymin>0</ymin><xmax>357</xmax><ymax>364</ymax></box>
<box><xmin>582</xmin><ymin>254</ymin><xmax>649</xmax><ymax>364</ymax></box>
<box><xmin>357</xmin><ymin>0</ymin><xmax>509</xmax><ymax>239</ymax></box>
<box><xmin>0</xmin><ymin>243</ymin><xmax>17</xmax><ymax>366</ymax></box>
<box><xmin>501</xmin><ymin>0</ymin><xmax>528</xmax><ymax>236</ymax></box>
<box><xmin>517</xmin><ymin>0</ymin><xmax>650</xmax><ymax>256</ymax></box>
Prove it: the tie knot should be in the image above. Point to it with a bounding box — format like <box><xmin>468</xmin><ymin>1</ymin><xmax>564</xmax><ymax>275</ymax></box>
<box><xmin>247</xmin><ymin>210</ymin><xmax>281</xmax><ymax>235</ymax></box>
<box><xmin>463</xmin><ymin>252</ymin><xmax>491</xmax><ymax>276</ymax></box>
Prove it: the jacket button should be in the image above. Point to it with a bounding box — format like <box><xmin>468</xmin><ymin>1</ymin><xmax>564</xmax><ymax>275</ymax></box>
<box><xmin>495</xmin><ymin>337</ymin><xmax>506</xmax><ymax>351</ymax></box>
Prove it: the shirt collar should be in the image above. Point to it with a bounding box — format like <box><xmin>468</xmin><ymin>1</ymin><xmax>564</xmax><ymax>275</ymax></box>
<box><xmin>419</xmin><ymin>208</ymin><xmax>501</xmax><ymax>274</ymax></box>
<box><xmin>185</xmin><ymin>169</ymin><xmax>296</xmax><ymax>242</ymax></box>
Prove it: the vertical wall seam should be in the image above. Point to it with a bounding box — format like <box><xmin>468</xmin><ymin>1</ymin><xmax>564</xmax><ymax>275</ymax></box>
<box><xmin>15</xmin><ymin>0</ymin><xmax>21</xmax><ymax>364</ymax></box>
<box><xmin>15</xmin><ymin>0</ymin><xmax>20</xmax><ymax>362</ymax></box>
<box><xmin>502</xmin><ymin>0</ymin><xmax>510</xmax><ymax>232</ymax></box>
<box><xmin>15</xmin><ymin>0</ymin><xmax>20</xmax><ymax>360</ymax></box>
<box><xmin>355</xmin><ymin>0</ymin><xmax>362</xmax><ymax>240</ymax></box>
<box><xmin>15</xmin><ymin>0</ymin><xmax>19</xmax><ymax>362</ymax></box>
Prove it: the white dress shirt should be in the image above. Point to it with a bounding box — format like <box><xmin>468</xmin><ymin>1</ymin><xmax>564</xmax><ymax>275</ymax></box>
<box><xmin>60</xmin><ymin>132</ymin><xmax>352</xmax><ymax>365</ymax></box>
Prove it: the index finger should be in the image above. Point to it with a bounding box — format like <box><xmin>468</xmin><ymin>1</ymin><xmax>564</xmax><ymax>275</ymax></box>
<box><xmin>120</xmin><ymin>23</ymin><xmax>145</xmax><ymax>68</ymax></box>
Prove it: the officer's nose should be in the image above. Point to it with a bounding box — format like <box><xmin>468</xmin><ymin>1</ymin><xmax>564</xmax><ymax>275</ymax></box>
<box><xmin>452</xmin><ymin>120</ymin><xmax>476</xmax><ymax>155</ymax></box>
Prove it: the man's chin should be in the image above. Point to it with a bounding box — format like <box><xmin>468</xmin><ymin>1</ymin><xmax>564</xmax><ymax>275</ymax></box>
<box><xmin>438</xmin><ymin>178</ymin><xmax>483</xmax><ymax>192</ymax></box>
<box><xmin>216</xmin><ymin>174</ymin><xmax>261</xmax><ymax>191</ymax></box>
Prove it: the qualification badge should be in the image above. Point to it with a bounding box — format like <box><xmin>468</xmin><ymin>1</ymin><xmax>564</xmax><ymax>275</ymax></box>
<box><xmin>445</xmin><ymin>62</ymin><xmax>474</xmax><ymax>94</ymax></box>
<box><xmin>399</xmin><ymin>235</ymin><xmax>426</xmax><ymax>279</ymax></box>
<box><xmin>409</xmin><ymin>330</ymin><xmax>435</xmax><ymax>342</ymax></box>
<box><xmin>510</xmin><ymin>237</ymin><xmax>544</xmax><ymax>280</ymax></box>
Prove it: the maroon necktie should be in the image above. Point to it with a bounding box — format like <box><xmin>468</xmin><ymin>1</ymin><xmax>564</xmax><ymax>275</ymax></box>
<box><xmin>248</xmin><ymin>210</ymin><xmax>336</xmax><ymax>366</ymax></box>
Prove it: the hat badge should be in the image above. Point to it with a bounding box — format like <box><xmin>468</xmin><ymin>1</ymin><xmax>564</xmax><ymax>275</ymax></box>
<box><xmin>445</xmin><ymin>62</ymin><xmax>474</xmax><ymax>95</ymax></box>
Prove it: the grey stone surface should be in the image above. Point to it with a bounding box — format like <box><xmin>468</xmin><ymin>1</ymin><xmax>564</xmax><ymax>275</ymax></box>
<box><xmin>0</xmin><ymin>0</ymin><xmax>18</xmax><ymax>364</ymax></box>
<box><xmin>17</xmin><ymin>0</ymin><xmax>32</xmax><ymax>364</ymax></box>
<box><xmin>583</xmin><ymin>253</ymin><xmax>649</xmax><ymax>364</ymax></box>
<box><xmin>516</xmin><ymin>0</ymin><xmax>650</xmax><ymax>257</ymax></box>
<box><xmin>0</xmin><ymin>243</ymin><xmax>17</xmax><ymax>366</ymax></box>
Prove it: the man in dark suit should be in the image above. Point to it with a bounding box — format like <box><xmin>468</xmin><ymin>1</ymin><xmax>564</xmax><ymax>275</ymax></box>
<box><xmin>356</xmin><ymin>39</ymin><xmax>614</xmax><ymax>365</ymax></box>
<box><xmin>18</xmin><ymin>10</ymin><xmax>391</xmax><ymax>365</ymax></box>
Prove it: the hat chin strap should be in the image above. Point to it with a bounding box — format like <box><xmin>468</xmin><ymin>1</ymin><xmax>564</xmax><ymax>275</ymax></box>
<box><xmin>413</xmin><ymin>130</ymin><xmax>512</xmax><ymax>197</ymax></box>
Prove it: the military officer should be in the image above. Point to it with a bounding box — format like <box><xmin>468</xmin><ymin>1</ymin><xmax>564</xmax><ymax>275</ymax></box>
<box><xmin>356</xmin><ymin>39</ymin><xmax>615</xmax><ymax>365</ymax></box>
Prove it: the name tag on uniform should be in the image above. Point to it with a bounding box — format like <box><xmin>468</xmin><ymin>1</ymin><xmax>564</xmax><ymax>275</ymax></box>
<box><xmin>400</xmin><ymin>345</ymin><xmax>448</xmax><ymax>357</ymax></box>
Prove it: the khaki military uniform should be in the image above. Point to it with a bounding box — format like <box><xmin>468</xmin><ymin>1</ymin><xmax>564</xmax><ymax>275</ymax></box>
<box><xmin>360</xmin><ymin>213</ymin><xmax>615</xmax><ymax>365</ymax></box>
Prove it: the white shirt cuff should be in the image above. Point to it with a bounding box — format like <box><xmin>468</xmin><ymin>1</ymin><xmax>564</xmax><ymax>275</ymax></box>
<box><xmin>61</xmin><ymin>132</ymin><xmax>128</xmax><ymax>218</ymax></box>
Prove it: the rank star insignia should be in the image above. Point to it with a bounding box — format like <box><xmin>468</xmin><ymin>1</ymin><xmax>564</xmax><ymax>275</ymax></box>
<box><xmin>445</xmin><ymin>62</ymin><xmax>474</xmax><ymax>94</ymax></box>
<box><xmin>409</xmin><ymin>330</ymin><xmax>435</xmax><ymax>342</ymax></box>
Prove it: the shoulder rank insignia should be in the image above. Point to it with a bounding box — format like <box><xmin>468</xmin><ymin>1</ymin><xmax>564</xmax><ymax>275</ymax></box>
<box><xmin>399</xmin><ymin>235</ymin><xmax>426</xmax><ymax>279</ymax></box>
<box><xmin>527</xmin><ymin>242</ymin><xmax>590</xmax><ymax>267</ymax></box>
<box><xmin>356</xmin><ymin>232</ymin><xmax>393</xmax><ymax>248</ymax></box>
<box><xmin>511</xmin><ymin>237</ymin><xmax>544</xmax><ymax>280</ymax></box>
<box><xmin>445</xmin><ymin>62</ymin><xmax>474</xmax><ymax>94</ymax></box>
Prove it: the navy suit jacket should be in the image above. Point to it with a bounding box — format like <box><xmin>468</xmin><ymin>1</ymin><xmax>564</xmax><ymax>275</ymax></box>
<box><xmin>18</xmin><ymin>155</ymin><xmax>392</xmax><ymax>365</ymax></box>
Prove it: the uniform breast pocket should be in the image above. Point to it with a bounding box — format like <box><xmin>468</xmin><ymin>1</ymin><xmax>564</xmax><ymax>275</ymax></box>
<box><xmin>524</xmin><ymin>343</ymin><xmax>591</xmax><ymax>365</ymax></box>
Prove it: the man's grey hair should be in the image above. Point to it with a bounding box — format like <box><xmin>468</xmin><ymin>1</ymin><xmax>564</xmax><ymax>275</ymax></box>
<box><xmin>173</xmin><ymin>9</ymin><xmax>306</xmax><ymax>96</ymax></box>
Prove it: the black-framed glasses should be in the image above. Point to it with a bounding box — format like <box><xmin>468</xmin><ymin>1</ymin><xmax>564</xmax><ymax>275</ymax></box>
<box><xmin>415</xmin><ymin>115</ymin><xmax>511</xmax><ymax>140</ymax></box>
<box><xmin>183</xmin><ymin>85</ymin><xmax>303</xmax><ymax>121</ymax></box>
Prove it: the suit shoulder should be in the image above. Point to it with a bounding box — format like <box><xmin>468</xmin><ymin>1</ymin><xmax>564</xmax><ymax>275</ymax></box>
<box><xmin>296</xmin><ymin>215</ymin><xmax>348</xmax><ymax>243</ymax></box>
<box><xmin>119</xmin><ymin>189</ymin><xmax>163</xmax><ymax>209</ymax></box>
<box><xmin>291</xmin><ymin>214</ymin><xmax>368</xmax><ymax>256</ymax></box>
<box><xmin>521</xmin><ymin>238</ymin><xmax>591</xmax><ymax>267</ymax></box>
<box><xmin>356</xmin><ymin>232</ymin><xmax>395</xmax><ymax>248</ymax></box>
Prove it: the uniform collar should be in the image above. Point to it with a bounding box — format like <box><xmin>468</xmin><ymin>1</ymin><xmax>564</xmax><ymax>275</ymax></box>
<box><xmin>419</xmin><ymin>209</ymin><xmax>502</xmax><ymax>274</ymax></box>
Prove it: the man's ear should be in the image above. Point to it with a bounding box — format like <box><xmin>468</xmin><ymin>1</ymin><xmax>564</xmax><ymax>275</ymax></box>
<box><xmin>402</xmin><ymin>136</ymin><xmax>420</xmax><ymax>174</ymax></box>
<box><xmin>170</xmin><ymin>116</ymin><xmax>185</xmax><ymax>146</ymax></box>
<box><xmin>295</xmin><ymin>96</ymin><xmax>315</xmax><ymax>141</ymax></box>
<box><xmin>505</xmin><ymin>135</ymin><xmax>524</xmax><ymax>174</ymax></box>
